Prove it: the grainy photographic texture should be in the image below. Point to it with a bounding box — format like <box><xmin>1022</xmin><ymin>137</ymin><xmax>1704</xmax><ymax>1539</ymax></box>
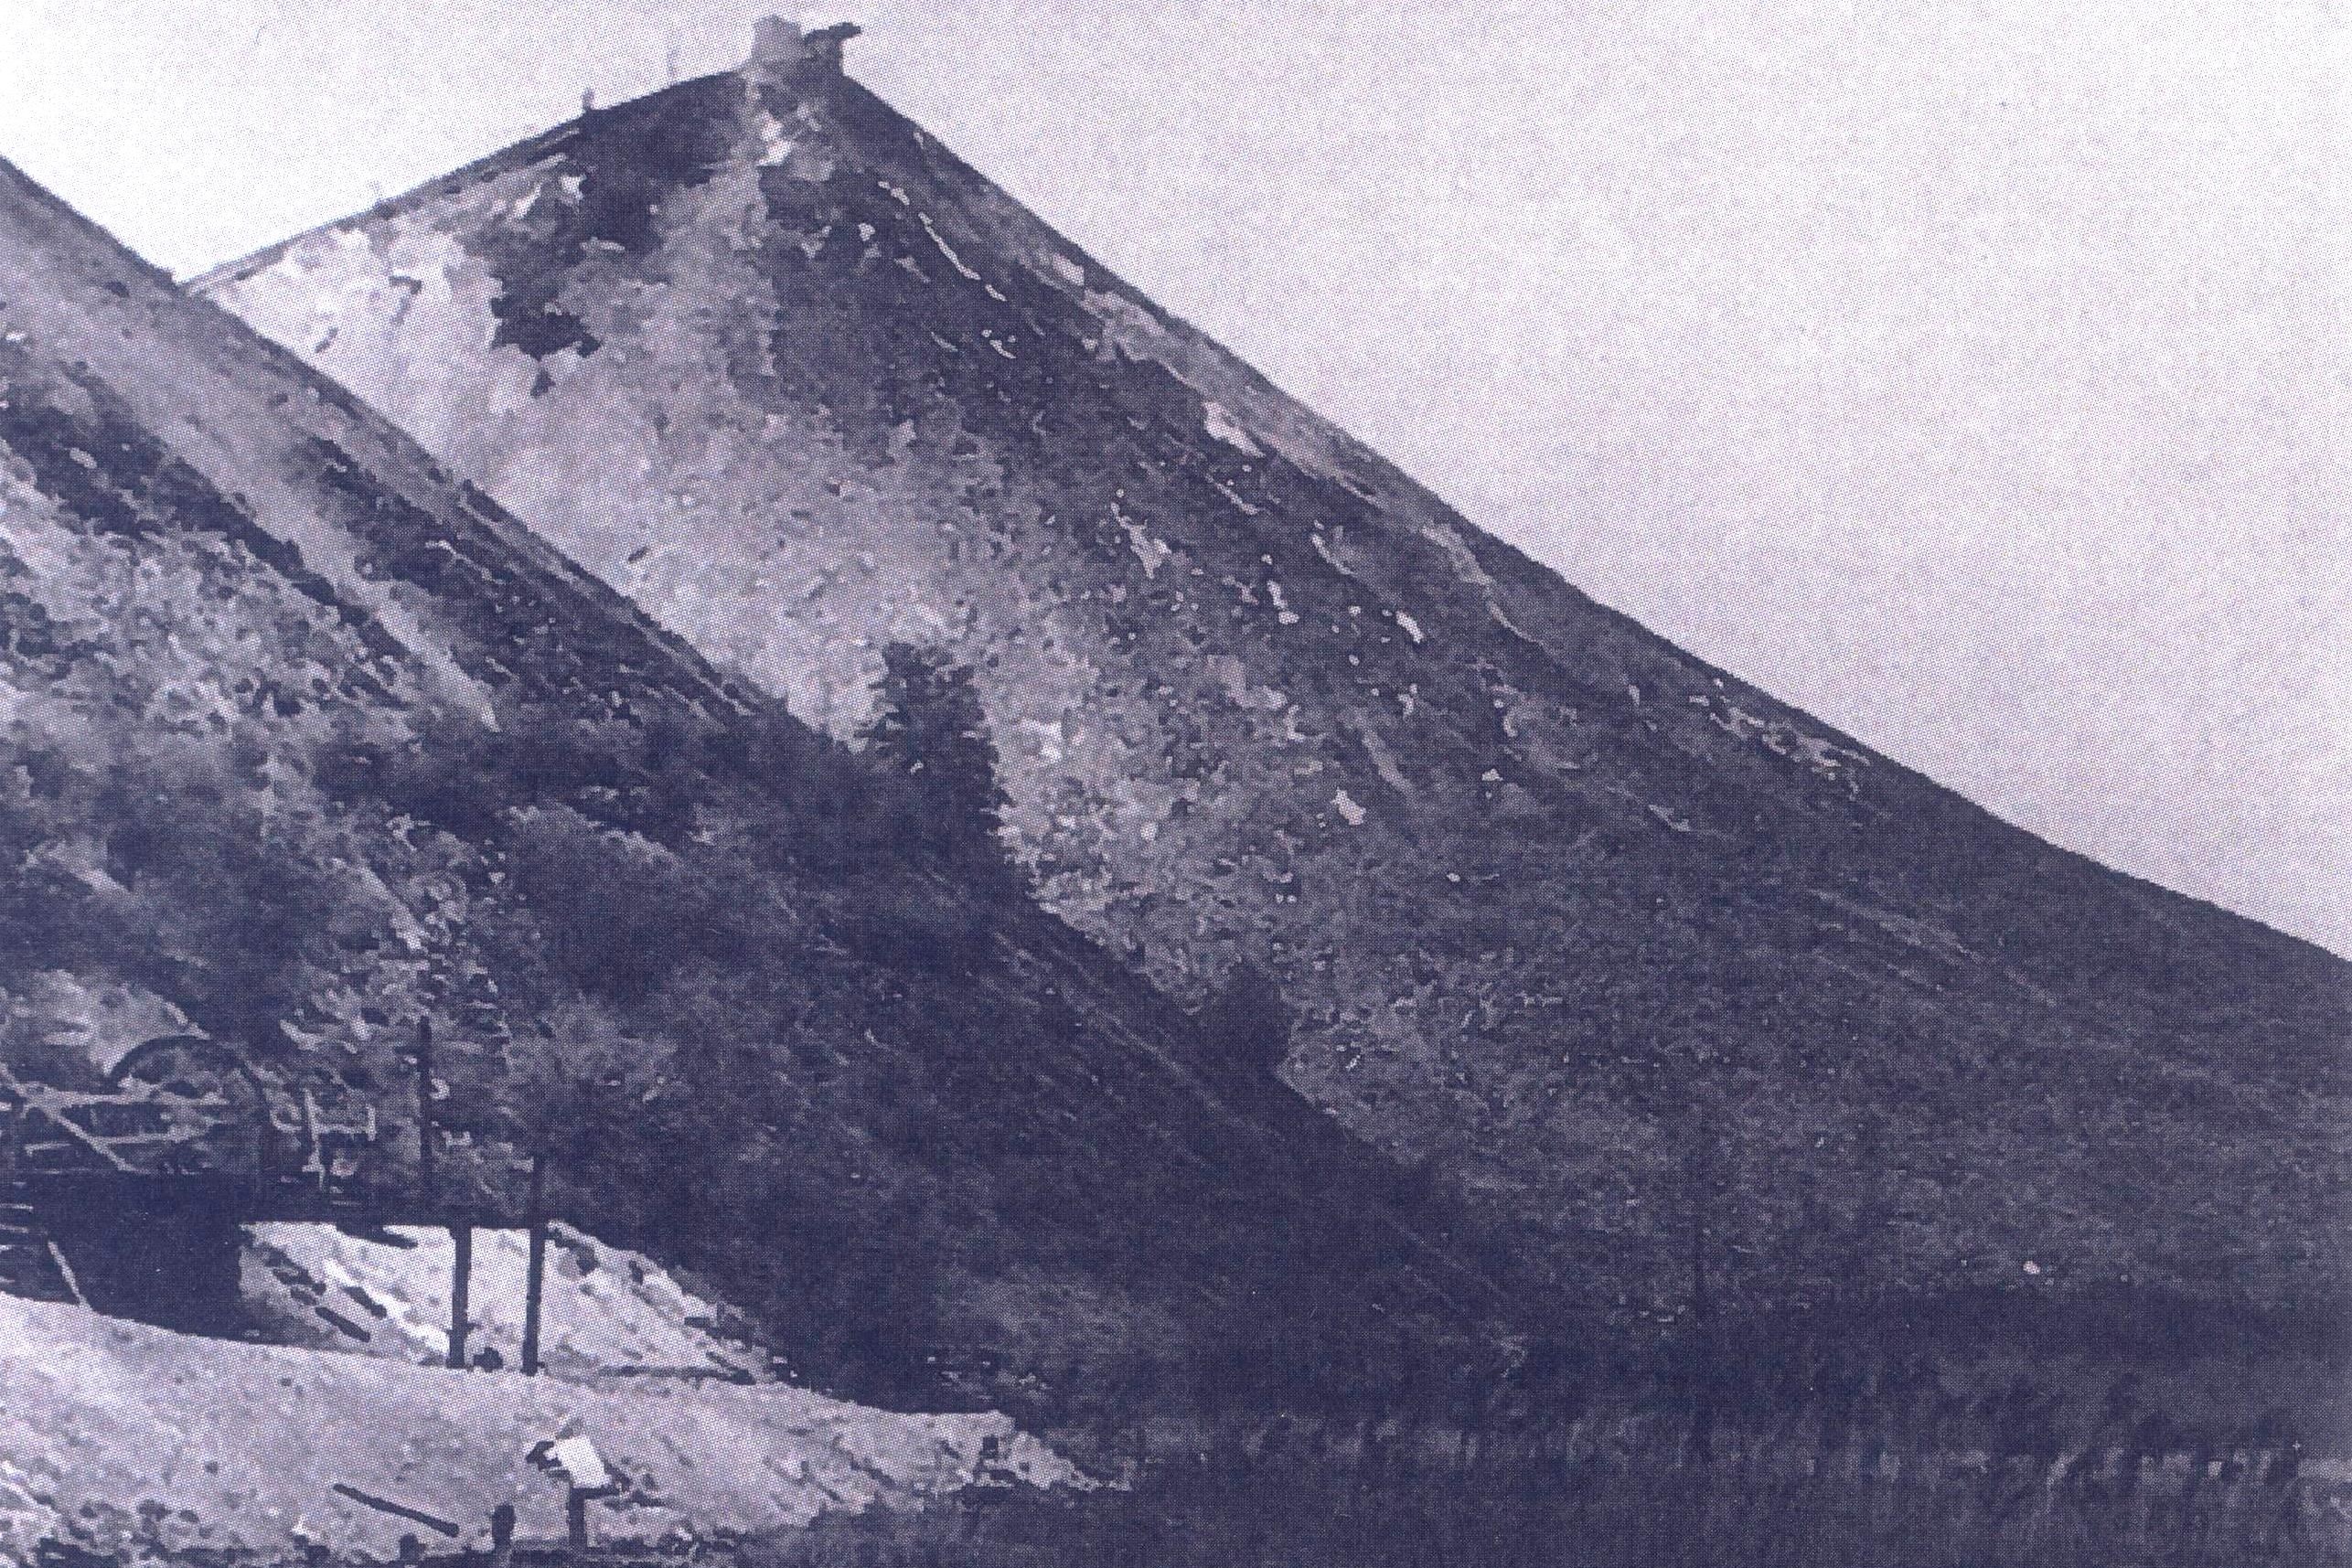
<box><xmin>0</xmin><ymin>6</ymin><xmax>2343</xmax><ymax>1566</ymax></box>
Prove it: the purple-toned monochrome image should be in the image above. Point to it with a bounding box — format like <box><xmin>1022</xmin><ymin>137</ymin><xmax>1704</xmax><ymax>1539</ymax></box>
<box><xmin>0</xmin><ymin>5</ymin><xmax>2343</xmax><ymax>1563</ymax></box>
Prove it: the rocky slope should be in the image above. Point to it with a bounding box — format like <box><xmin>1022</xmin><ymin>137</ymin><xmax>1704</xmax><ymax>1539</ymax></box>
<box><xmin>198</xmin><ymin>29</ymin><xmax>2352</xmax><ymax>1334</ymax></box>
<box><xmin>0</xmin><ymin>153</ymin><xmax>1489</xmax><ymax>1417</ymax></box>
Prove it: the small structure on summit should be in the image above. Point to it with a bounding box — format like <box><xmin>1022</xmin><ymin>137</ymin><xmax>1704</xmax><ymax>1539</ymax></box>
<box><xmin>749</xmin><ymin>16</ymin><xmax>862</xmax><ymax>80</ymax></box>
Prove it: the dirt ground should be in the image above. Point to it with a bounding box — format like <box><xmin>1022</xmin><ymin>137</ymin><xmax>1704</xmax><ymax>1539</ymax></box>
<box><xmin>0</xmin><ymin>1295</ymin><xmax>1080</xmax><ymax>1563</ymax></box>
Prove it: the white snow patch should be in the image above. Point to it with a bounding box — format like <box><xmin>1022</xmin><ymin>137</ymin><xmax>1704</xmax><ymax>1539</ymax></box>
<box><xmin>1394</xmin><ymin>611</ymin><xmax>1425</xmax><ymax>644</ymax></box>
<box><xmin>1646</xmin><ymin>803</ymin><xmax>1695</xmax><ymax>833</ymax></box>
<box><xmin>1333</xmin><ymin>789</ymin><xmax>1367</xmax><ymax>827</ymax></box>
<box><xmin>1267</xmin><ymin>581</ymin><xmax>1300</xmax><ymax>625</ymax></box>
<box><xmin>1201</xmin><ymin>401</ymin><xmax>1264</xmax><ymax>456</ymax></box>
<box><xmin>1049</xmin><ymin>253</ymin><xmax>1088</xmax><ymax>287</ymax></box>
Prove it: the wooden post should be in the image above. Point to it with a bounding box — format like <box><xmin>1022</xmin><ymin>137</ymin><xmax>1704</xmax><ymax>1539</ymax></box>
<box><xmin>413</xmin><ymin>1019</ymin><xmax>436</xmax><ymax>1209</ymax></box>
<box><xmin>519</xmin><ymin>1152</ymin><xmax>548</xmax><ymax>1377</ymax></box>
<box><xmin>446</xmin><ymin>1224</ymin><xmax>472</xmax><ymax>1370</ymax></box>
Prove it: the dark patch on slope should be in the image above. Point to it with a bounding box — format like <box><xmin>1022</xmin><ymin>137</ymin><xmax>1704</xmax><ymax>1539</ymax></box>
<box><xmin>300</xmin><ymin>435</ymin><xmax>746</xmax><ymax>720</ymax></box>
<box><xmin>0</xmin><ymin>349</ymin><xmax>406</xmax><ymax>667</ymax></box>
<box><xmin>468</xmin><ymin>75</ymin><xmax>743</xmax><ymax>360</ymax></box>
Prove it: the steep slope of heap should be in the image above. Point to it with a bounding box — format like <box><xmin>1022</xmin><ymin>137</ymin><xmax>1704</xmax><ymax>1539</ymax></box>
<box><xmin>0</xmin><ymin>154</ymin><xmax>1491</xmax><ymax>1414</ymax></box>
<box><xmin>199</xmin><ymin>39</ymin><xmax>2350</xmax><ymax>1329</ymax></box>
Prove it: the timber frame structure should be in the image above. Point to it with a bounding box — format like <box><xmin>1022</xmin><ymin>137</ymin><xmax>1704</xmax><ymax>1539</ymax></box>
<box><xmin>0</xmin><ymin>1033</ymin><xmax>551</xmax><ymax>1368</ymax></box>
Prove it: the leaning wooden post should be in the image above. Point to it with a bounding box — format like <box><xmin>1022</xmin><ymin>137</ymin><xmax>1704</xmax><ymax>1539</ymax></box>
<box><xmin>446</xmin><ymin>1223</ymin><xmax>473</xmax><ymax>1370</ymax></box>
<box><xmin>519</xmin><ymin>1152</ymin><xmax>549</xmax><ymax>1376</ymax></box>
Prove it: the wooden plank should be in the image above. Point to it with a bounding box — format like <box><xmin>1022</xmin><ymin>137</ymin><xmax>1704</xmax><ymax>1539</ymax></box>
<box><xmin>329</xmin><ymin>1483</ymin><xmax>461</xmax><ymax>1538</ymax></box>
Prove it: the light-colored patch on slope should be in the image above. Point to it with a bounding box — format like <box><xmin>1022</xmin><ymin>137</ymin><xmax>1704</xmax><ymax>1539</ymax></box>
<box><xmin>1203</xmin><ymin>654</ymin><xmax>1288</xmax><ymax>713</ymax></box>
<box><xmin>1705</xmin><ymin>699</ymin><xmax>1870</xmax><ymax>793</ymax></box>
<box><xmin>1114</xmin><ymin>505</ymin><xmax>1171</xmax><ymax>579</ymax></box>
<box><xmin>1200</xmin><ymin>400</ymin><xmax>1263</xmax><ymax>456</ymax></box>
<box><xmin>1350</xmin><ymin>722</ymin><xmax>1415</xmax><ymax>797</ymax></box>
<box><xmin>243</xmin><ymin>1223</ymin><xmax>768</xmax><ymax>1382</ymax></box>
<box><xmin>0</xmin><ymin>179</ymin><xmax>505</xmax><ymax>723</ymax></box>
<box><xmin>1414</xmin><ymin>521</ymin><xmax>1534</xmax><ymax>643</ymax></box>
<box><xmin>209</xmin><ymin>222</ymin><xmax>544</xmax><ymax>501</ymax></box>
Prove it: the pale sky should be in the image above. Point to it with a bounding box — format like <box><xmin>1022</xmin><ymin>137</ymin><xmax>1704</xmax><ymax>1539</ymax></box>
<box><xmin>2</xmin><ymin>0</ymin><xmax>2346</xmax><ymax>955</ymax></box>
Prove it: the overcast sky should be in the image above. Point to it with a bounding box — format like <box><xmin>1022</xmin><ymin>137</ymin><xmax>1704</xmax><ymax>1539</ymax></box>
<box><xmin>1</xmin><ymin>0</ymin><xmax>2345</xmax><ymax>955</ymax></box>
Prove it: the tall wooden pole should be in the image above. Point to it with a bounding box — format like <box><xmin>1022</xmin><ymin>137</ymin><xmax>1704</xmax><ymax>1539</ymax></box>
<box><xmin>519</xmin><ymin>1152</ymin><xmax>549</xmax><ymax>1377</ymax></box>
<box><xmin>413</xmin><ymin>1019</ymin><xmax>437</xmax><ymax>1210</ymax></box>
<box><xmin>446</xmin><ymin>1224</ymin><xmax>472</xmax><ymax>1370</ymax></box>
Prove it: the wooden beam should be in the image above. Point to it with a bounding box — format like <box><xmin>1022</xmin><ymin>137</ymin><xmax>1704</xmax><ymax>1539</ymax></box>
<box><xmin>44</xmin><ymin>1240</ymin><xmax>86</xmax><ymax>1308</ymax></box>
<box><xmin>330</xmin><ymin>1483</ymin><xmax>461</xmax><ymax>1539</ymax></box>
